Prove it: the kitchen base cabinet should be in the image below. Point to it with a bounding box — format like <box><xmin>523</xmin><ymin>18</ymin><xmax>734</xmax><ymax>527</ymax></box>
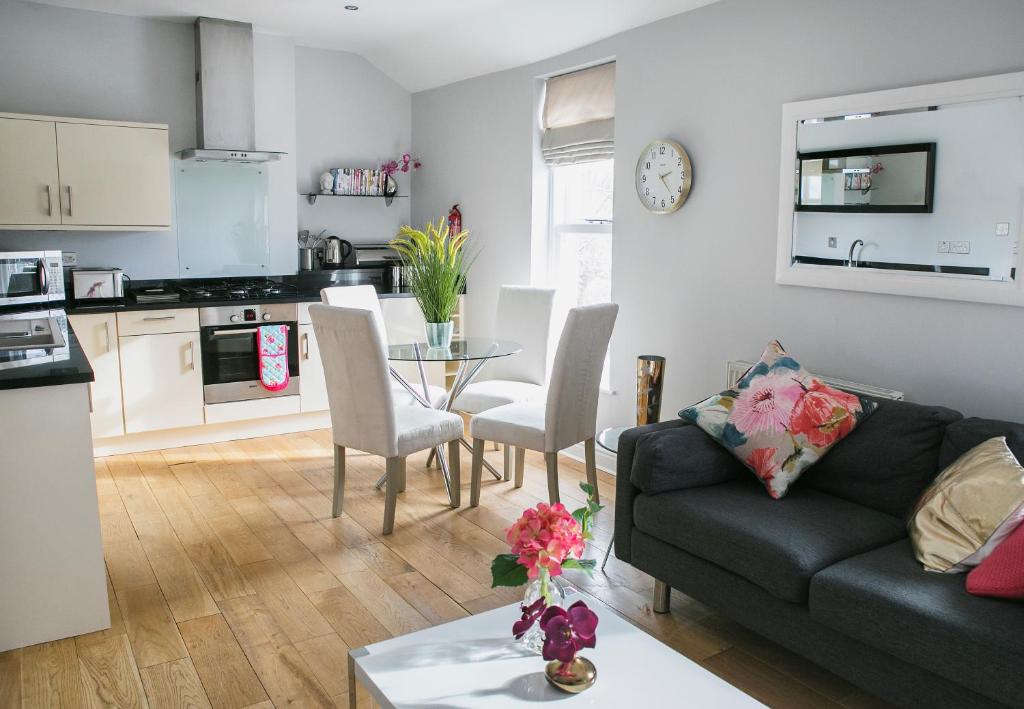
<box><xmin>69</xmin><ymin>312</ymin><xmax>125</xmax><ymax>438</ymax></box>
<box><xmin>0</xmin><ymin>382</ymin><xmax>109</xmax><ymax>651</ymax></box>
<box><xmin>298</xmin><ymin>323</ymin><xmax>329</xmax><ymax>412</ymax></box>
<box><xmin>119</xmin><ymin>331</ymin><xmax>204</xmax><ymax>434</ymax></box>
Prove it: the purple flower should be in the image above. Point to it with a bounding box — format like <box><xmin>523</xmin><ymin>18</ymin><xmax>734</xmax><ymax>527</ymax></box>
<box><xmin>539</xmin><ymin>600</ymin><xmax>598</xmax><ymax>663</ymax></box>
<box><xmin>512</xmin><ymin>597</ymin><xmax>546</xmax><ymax>639</ymax></box>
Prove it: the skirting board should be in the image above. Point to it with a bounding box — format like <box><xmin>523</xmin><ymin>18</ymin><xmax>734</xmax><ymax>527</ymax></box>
<box><xmin>93</xmin><ymin>410</ymin><xmax>331</xmax><ymax>456</ymax></box>
<box><xmin>563</xmin><ymin>441</ymin><xmax>617</xmax><ymax>475</ymax></box>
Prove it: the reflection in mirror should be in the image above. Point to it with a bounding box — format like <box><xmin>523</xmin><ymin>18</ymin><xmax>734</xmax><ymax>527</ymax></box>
<box><xmin>791</xmin><ymin>96</ymin><xmax>1023</xmax><ymax>282</ymax></box>
<box><xmin>797</xmin><ymin>143</ymin><xmax>934</xmax><ymax>212</ymax></box>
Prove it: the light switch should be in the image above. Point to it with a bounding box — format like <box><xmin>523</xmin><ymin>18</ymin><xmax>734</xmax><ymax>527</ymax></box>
<box><xmin>827</xmin><ymin>237</ymin><xmax>837</xmax><ymax>248</ymax></box>
<box><xmin>937</xmin><ymin>241</ymin><xmax>950</xmax><ymax>253</ymax></box>
<box><xmin>996</xmin><ymin>222</ymin><xmax>1010</xmax><ymax>236</ymax></box>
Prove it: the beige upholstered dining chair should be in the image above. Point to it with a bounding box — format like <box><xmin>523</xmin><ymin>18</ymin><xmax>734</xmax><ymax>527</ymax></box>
<box><xmin>320</xmin><ymin>285</ymin><xmax>446</xmax><ymax>407</ymax></box>
<box><xmin>454</xmin><ymin>285</ymin><xmax>556</xmax><ymax>478</ymax></box>
<box><xmin>469</xmin><ymin>303</ymin><xmax>618</xmax><ymax>506</ymax></box>
<box><xmin>309</xmin><ymin>304</ymin><xmax>464</xmax><ymax>534</ymax></box>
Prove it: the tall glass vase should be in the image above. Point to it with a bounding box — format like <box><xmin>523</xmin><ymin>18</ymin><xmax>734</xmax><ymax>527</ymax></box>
<box><xmin>521</xmin><ymin>570</ymin><xmax>567</xmax><ymax>654</ymax></box>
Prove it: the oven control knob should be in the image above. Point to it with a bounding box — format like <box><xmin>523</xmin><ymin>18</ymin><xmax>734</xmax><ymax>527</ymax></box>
<box><xmin>229</xmin><ymin>314</ymin><xmax>241</xmax><ymax>323</ymax></box>
<box><xmin>262</xmin><ymin>313</ymin><xmax>272</xmax><ymax>321</ymax></box>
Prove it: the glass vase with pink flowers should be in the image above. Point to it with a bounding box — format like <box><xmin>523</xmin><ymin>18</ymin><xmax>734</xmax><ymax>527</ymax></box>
<box><xmin>491</xmin><ymin>483</ymin><xmax>602</xmax><ymax>653</ymax></box>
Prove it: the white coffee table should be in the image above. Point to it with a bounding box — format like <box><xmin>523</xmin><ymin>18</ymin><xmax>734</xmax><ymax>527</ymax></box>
<box><xmin>347</xmin><ymin>591</ymin><xmax>764</xmax><ymax>707</ymax></box>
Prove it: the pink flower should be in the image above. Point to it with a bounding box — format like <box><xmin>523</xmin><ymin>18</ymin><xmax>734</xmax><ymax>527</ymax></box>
<box><xmin>789</xmin><ymin>380</ymin><xmax>862</xmax><ymax>448</ymax></box>
<box><xmin>746</xmin><ymin>447</ymin><xmax>779</xmax><ymax>487</ymax></box>
<box><xmin>505</xmin><ymin>503</ymin><xmax>585</xmax><ymax>580</ymax></box>
<box><xmin>730</xmin><ymin>372</ymin><xmax>803</xmax><ymax>436</ymax></box>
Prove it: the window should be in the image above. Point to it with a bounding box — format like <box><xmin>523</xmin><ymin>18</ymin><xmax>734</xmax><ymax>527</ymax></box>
<box><xmin>549</xmin><ymin>158</ymin><xmax>614</xmax><ymax>389</ymax></box>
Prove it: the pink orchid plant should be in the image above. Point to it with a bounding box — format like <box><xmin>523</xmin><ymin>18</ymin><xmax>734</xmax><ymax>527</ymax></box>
<box><xmin>380</xmin><ymin>153</ymin><xmax>422</xmax><ymax>177</ymax></box>
<box><xmin>541</xmin><ymin>600</ymin><xmax>599</xmax><ymax>667</ymax></box>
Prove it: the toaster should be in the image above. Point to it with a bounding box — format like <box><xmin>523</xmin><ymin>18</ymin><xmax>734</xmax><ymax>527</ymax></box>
<box><xmin>72</xmin><ymin>268</ymin><xmax>128</xmax><ymax>302</ymax></box>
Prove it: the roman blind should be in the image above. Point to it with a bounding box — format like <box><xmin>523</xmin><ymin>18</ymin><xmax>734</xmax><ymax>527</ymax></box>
<box><xmin>542</xmin><ymin>62</ymin><xmax>615</xmax><ymax>166</ymax></box>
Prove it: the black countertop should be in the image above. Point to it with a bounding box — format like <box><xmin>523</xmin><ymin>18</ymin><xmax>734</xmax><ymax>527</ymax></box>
<box><xmin>0</xmin><ymin>320</ymin><xmax>95</xmax><ymax>391</ymax></box>
<box><xmin>66</xmin><ymin>272</ymin><xmax>419</xmax><ymax>315</ymax></box>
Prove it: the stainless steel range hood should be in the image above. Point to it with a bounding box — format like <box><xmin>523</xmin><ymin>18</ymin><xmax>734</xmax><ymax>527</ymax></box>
<box><xmin>178</xmin><ymin>18</ymin><xmax>284</xmax><ymax>163</ymax></box>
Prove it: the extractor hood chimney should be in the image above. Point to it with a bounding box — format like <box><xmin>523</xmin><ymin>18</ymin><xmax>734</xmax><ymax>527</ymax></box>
<box><xmin>178</xmin><ymin>17</ymin><xmax>284</xmax><ymax>163</ymax></box>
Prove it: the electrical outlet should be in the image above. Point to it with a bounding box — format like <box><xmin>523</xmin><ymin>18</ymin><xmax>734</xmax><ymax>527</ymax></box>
<box><xmin>827</xmin><ymin>236</ymin><xmax>837</xmax><ymax>248</ymax></box>
<box><xmin>937</xmin><ymin>241</ymin><xmax>950</xmax><ymax>254</ymax></box>
<box><xmin>951</xmin><ymin>240</ymin><xmax>971</xmax><ymax>254</ymax></box>
<box><xmin>996</xmin><ymin>222</ymin><xmax>1010</xmax><ymax>237</ymax></box>
<box><xmin>62</xmin><ymin>252</ymin><xmax>78</xmax><ymax>267</ymax></box>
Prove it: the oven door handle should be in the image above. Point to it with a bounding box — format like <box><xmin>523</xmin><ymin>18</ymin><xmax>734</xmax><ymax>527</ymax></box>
<box><xmin>211</xmin><ymin>328</ymin><xmax>260</xmax><ymax>336</ymax></box>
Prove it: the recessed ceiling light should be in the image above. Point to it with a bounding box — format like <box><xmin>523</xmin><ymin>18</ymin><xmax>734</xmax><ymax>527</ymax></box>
<box><xmin>344</xmin><ymin>4</ymin><xmax>359</xmax><ymax>9</ymax></box>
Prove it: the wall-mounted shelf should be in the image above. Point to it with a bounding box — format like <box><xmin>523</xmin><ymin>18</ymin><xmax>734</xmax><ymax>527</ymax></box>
<box><xmin>303</xmin><ymin>193</ymin><xmax>407</xmax><ymax>207</ymax></box>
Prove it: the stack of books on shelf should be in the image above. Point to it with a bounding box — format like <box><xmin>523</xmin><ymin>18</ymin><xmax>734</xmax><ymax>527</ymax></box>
<box><xmin>330</xmin><ymin>168</ymin><xmax>388</xmax><ymax>196</ymax></box>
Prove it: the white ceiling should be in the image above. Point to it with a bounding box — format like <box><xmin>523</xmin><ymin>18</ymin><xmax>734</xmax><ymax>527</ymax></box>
<box><xmin>24</xmin><ymin>0</ymin><xmax>720</xmax><ymax>91</ymax></box>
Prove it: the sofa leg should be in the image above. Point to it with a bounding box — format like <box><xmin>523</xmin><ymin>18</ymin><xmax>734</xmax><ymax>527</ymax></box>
<box><xmin>653</xmin><ymin>579</ymin><xmax>670</xmax><ymax>614</ymax></box>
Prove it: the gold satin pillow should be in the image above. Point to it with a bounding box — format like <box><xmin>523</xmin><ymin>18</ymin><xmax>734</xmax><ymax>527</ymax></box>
<box><xmin>909</xmin><ymin>436</ymin><xmax>1024</xmax><ymax>573</ymax></box>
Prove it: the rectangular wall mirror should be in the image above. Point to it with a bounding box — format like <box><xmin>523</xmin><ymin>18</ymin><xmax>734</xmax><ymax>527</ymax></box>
<box><xmin>776</xmin><ymin>72</ymin><xmax>1024</xmax><ymax>307</ymax></box>
<box><xmin>797</xmin><ymin>142</ymin><xmax>935</xmax><ymax>213</ymax></box>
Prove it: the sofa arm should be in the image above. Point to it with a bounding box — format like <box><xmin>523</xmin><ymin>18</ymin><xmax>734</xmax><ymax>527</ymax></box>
<box><xmin>613</xmin><ymin>419</ymin><xmax>689</xmax><ymax>564</ymax></box>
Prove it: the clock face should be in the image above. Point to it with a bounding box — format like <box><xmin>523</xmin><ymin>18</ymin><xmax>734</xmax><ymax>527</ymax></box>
<box><xmin>635</xmin><ymin>139</ymin><xmax>692</xmax><ymax>214</ymax></box>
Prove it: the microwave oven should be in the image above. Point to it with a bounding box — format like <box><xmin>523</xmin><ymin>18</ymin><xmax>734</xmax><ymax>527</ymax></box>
<box><xmin>0</xmin><ymin>251</ymin><xmax>64</xmax><ymax>308</ymax></box>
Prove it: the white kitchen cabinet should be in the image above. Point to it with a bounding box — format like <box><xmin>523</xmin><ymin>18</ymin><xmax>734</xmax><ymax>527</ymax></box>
<box><xmin>0</xmin><ymin>112</ymin><xmax>170</xmax><ymax>230</ymax></box>
<box><xmin>119</xmin><ymin>331</ymin><xmax>204</xmax><ymax>434</ymax></box>
<box><xmin>0</xmin><ymin>117</ymin><xmax>61</xmax><ymax>226</ymax></box>
<box><xmin>56</xmin><ymin>121</ymin><xmax>171</xmax><ymax>228</ymax></box>
<box><xmin>298</xmin><ymin>323</ymin><xmax>329</xmax><ymax>412</ymax></box>
<box><xmin>68</xmin><ymin>313</ymin><xmax>125</xmax><ymax>438</ymax></box>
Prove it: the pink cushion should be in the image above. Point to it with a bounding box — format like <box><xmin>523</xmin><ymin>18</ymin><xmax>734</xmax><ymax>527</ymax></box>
<box><xmin>966</xmin><ymin>519</ymin><xmax>1024</xmax><ymax>599</ymax></box>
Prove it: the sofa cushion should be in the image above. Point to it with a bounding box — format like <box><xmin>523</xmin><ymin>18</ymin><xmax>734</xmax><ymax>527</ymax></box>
<box><xmin>799</xmin><ymin>398</ymin><xmax>962</xmax><ymax>517</ymax></box>
<box><xmin>633</xmin><ymin>478</ymin><xmax>905</xmax><ymax>603</ymax></box>
<box><xmin>629</xmin><ymin>423</ymin><xmax>746</xmax><ymax>494</ymax></box>
<box><xmin>679</xmin><ymin>341</ymin><xmax>877</xmax><ymax>499</ymax></box>
<box><xmin>939</xmin><ymin>417</ymin><xmax>1024</xmax><ymax>471</ymax></box>
<box><xmin>810</xmin><ymin>539</ymin><xmax>1024</xmax><ymax>707</ymax></box>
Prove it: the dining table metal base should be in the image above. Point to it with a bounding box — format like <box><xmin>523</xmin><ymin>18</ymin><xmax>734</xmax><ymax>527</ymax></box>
<box><xmin>378</xmin><ymin>345</ymin><xmax>502</xmax><ymax>505</ymax></box>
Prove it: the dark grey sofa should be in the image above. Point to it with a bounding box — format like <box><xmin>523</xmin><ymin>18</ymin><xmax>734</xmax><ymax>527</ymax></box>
<box><xmin>615</xmin><ymin>400</ymin><xmax>1024</xmax><ymax>709</ymax></box>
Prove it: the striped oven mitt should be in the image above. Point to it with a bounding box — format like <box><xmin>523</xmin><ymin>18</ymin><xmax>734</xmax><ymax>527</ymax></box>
<box><xmin>257</xmin><ymin>324</ymin><xmax>290</xmax><ymax>392</ymax></box>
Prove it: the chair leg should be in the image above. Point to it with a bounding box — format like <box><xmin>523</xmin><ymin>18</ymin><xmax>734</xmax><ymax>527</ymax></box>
<box><xmin>584</xmin><ymin>438</ymin><xmax>600</xmax><ymax>504</ymax></box>
<box><xmin>470</xmin><ymin>438</ymin><xmax>486</xmax><ymax>507</ymax></box>
<box><xmin>514</xmin><ymin>447</ymin><xmax>525</xmax><ymax>488</ymax></box>
<box><xmin>383</xmin><ymin>457</ymin><xmax>402</xmax><ymax>535</ymax></box>
<box><xmin>492</xmin><ymin>441</ymin><xmax>500</xmax><ymax>452</ymax></box>
<box><xmin>332</xmin><ymin>445</ymin><xmax>346</xmax><ymax>518</ymax></box>
<box><xmin>397</xmin><ymin>457</ymin><xmax>407</xmax><ymax>493</ymax></box>
<box><xmin>653</xmin><ymin>579</ymin><xmax>671</xmax><ymax>613</ymax></box>
<box><xmin>503</xmin><ymin>445</ymin><xmax>512</xmax><ymax>482</ymax></box>
<box><xmin>425</xmin><ymin>448</ymin><xmax>436</xmax><ymax>468</ymax></box>
<box><xmin>544</xmin><ymin>452</ymin><xmax>560</xmax><ymax>504</ymax></box>
<box><xmin>448</xmin><ymin>439</ymin><xmax>461</xmax><ymax>508</ymax></box>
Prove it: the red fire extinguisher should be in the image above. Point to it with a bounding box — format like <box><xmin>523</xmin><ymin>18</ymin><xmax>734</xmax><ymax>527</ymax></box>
<box><xmin>447</xmin><ymin>204</ymin><xmax>462</xmax><ymax>235</ymax></box>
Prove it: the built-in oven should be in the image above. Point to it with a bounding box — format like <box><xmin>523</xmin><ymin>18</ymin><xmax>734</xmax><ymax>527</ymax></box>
<box><xmin>199</xmin><ymin>303</ymin><xmax>300</xmax><ymax>404</ymax></box>
<box><xmin>0</xmin><ymin>251</ymin><xmax>64</xmax><ymax>308</ymax></box>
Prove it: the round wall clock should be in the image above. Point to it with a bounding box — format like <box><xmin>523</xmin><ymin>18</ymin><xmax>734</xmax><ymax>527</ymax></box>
<box><xmin>635</xmin><ymin>138</ymin><xmax>693</xmax><ymax>214</ymax></box>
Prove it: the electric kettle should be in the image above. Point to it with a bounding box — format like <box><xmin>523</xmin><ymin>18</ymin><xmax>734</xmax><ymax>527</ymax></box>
<box><xmin>322</xmin><ymin>236</ymin><xmax>353</xmax><ymax>268</ymax></box>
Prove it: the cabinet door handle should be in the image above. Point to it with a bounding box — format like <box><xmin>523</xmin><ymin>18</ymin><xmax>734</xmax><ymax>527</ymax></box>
<box><xmin>302</xmin><ymin>332</ymin><xmax>309</xmax><ymax>360</ymax></box>
<box><xmin>103</xmin><ymin>321</ymin><xmax>112</xmax><ymax>353</ymax></box>
<box><xmin>67</xmin><ymin>185</ymin><xmax>73</xmax><ymax>217</ymax></box>
<box><xmin>45</xmin><ymin>185</ymin><xmax>53</xmax><ymax>217</ymax></box>
<box><xmin>143</xmin><ymin>315</ymin><xmax>176</xmax><ymax>321</ymax></box>
<box><xmin>88</xmin><ymin>383</ymin><xmax>94</xmax><ymax>413</ymax></box>
<box><xmin>186</xmin><ymin>340</ymin><xmax>195</xmax><ymax>371</ymax></box>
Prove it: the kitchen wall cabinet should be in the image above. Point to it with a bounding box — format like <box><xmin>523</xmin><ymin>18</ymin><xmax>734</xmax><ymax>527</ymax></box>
<box><xmin>68</xmin><ymin>312</ymin><xmax>124</xmax><ymax>438</ymax></box>
<box><xmin>298</xmin><ymin>323</ymin><xmax>328</xmax><ymax>412</ymax></box>
<box><xmin>0</xmin><ymin>113</ymin><xmax>170</xmax><ymax>231</ymax></box>
<box><xmin>119</xmin><ymin>331</ymin><xmax>203</xmax><ymax>434</ymax></box>
<box><xmin>0</xmin><ymin>118</ymin><xmax>61</xmax><ymax>226</ymax></box>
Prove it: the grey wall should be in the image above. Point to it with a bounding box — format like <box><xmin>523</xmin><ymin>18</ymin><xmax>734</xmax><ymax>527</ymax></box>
<box><xmin>0</xmin><ymin>0</ymin><xmax>194</xmax><ymax>278</ymax></box>
<box><xmin>295</xmin><ymin>47</ymin><xmax>412</xmax><ymax>246</ymax></box>
<box><xmin>412</xmin><ymin>0</ymin><xmax>1024</xmax><ymax>423</ymax></box>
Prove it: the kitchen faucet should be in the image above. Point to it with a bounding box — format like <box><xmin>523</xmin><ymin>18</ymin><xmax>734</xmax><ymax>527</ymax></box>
<box><xmin>848</xmin><ymin>239</ymin><xmax>865</xmax><ymax>268</ymax></box>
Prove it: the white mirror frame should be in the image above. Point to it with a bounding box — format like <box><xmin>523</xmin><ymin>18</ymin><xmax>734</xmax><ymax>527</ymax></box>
<box><xmin>776</xmin><ymin>71</ymin><xmax>1024</xmax><ymax>307</ymax></box>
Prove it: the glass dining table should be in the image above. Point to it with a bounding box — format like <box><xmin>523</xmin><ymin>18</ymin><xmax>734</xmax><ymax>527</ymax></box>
<box><xmin>384</xmin><ymin>338</ymin><xmax>523</xmax><ymax>505</ymax></box>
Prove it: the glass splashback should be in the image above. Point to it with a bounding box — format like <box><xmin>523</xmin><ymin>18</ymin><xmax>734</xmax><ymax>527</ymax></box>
<box><xmin>176</xmin><ymin>161</ymin><xmax>270</xmax><ymax>278</ymax></box>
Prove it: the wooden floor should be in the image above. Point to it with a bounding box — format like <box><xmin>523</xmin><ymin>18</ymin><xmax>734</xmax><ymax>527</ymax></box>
<box><xmin>0</xmin><ymin>430</ymin><xmax>893</xmax><ymax>709</ymax></box>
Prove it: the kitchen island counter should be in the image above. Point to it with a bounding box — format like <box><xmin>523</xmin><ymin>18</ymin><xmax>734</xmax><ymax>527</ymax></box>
<box><xmin>0</xmin><ymin>320</ymin><xmax>95</xmax><ymax>391</ymax></box>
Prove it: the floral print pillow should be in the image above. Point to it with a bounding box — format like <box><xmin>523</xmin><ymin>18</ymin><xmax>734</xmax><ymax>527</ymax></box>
<box><xmin>680</xmin><ymin>341</ymin><xmax>877</xmax><ymax>499</ymax></box>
